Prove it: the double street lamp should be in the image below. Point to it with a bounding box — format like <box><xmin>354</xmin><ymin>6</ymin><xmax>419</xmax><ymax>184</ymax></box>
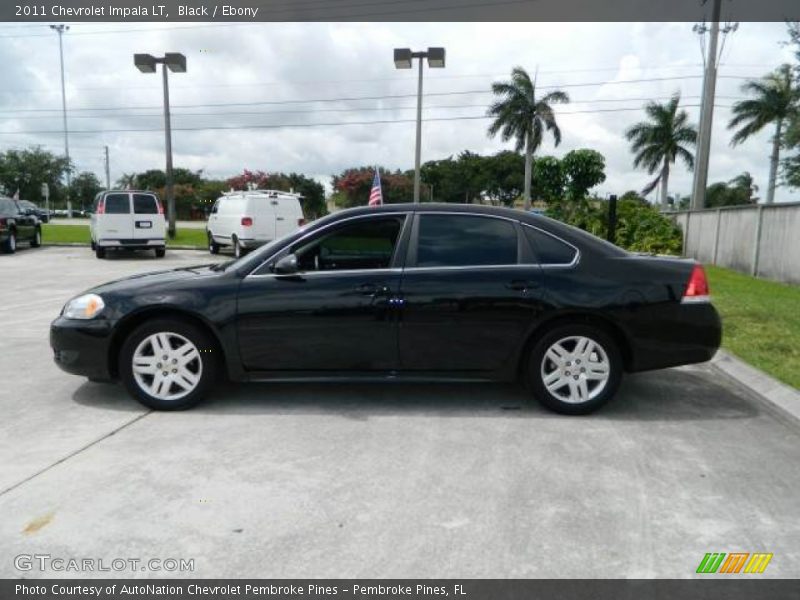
<box><xmin>393</xmin><ymin>47</ymin><xmax>445</xmax><ymax>203</ymax></box>
<box><xmin>134</xmin><ymin>52</ymin><xmax>186</xmax><ymax>238</ymax></box>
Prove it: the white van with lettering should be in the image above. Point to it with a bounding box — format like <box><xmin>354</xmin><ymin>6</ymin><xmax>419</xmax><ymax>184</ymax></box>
<box><xmin>90</xmin><ymin>191</ymin><xmax>166</xmax><ymax>259</ymax></box>
<box><xmin>206</xmin><ymin>190</ymin><xmax>305</xmax><ymax>258</ymax></box>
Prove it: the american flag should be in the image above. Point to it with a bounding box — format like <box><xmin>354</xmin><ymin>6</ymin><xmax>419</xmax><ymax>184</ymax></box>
<box><xmin>368</xmin><ymin>168</ymin><xmax>383</xmax><ymax>206</ymax></box>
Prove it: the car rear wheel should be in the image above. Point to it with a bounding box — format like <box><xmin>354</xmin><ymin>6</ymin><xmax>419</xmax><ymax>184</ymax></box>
<box><xmin>119</xmin><ymin>319</ymin><xmax>217</xmax><ymax>411</ymax></box>
<box><xmin>2</xmin><ymin>230</ymin><xmax>16</xmax><ymax>254</ymax></box>
<box><xmin>31</xmin><ymin>227</ymin><xmax>42</xmax><ymax>248</ymax></box>
<box><xmin>527</xmin><ymin>324</ymin><xmax>622</xmax><ymax>415</ymax></box>
<box><xmin>155</xmin><ymin>247</ymin><xmax>166</xmax><ymax>258</ymax></box>
<box><xmin>208</xmin><ymin>233</ymin><xmax>220</xmax><ymax>255</ymax></box>
<box><xmin>232</xmin><ymin>235</ymin><xmax>244</xmax><ymax>258</ymax></box>
<box><xmin>95</xmin><ymin>246</ymin><xmax>106</xmax><ymax>259</ymax></box>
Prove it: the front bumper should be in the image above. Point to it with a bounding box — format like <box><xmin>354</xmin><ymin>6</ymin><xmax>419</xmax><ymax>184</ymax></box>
<box><xmin>50</xmin><ymin>317</ymin><xmax>115</xmax><ymax>379</ymax></box>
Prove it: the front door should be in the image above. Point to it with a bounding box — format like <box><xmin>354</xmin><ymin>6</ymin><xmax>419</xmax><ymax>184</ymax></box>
<box><xmin>398</xmin><ymin>213</ymin><xmax>545</xmax><ymax>373</ymax></box>
<box><xmin>236</xmin><ymin>214</ymin><xmax>408</xmax><ymax>372</ymax></box>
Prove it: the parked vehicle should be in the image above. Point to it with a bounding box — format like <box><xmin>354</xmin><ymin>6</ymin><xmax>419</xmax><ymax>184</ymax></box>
<box><xmin>206</xmin><ymin>189</ymin><xmax>305</xmax><ymax>258</ymax></box>
<box><xmin>51</xmin><ymin>204</ymin><xmax>721</xmax><ymax>414</ymax></box>
<box><xmin>18</xmin><ymin>200</ymin><xmax>50</xmax><ymax>223</ymax></box>
<box><xmin>90</xmin><ymin>190</ymin><xmax>166</xmax><ymax>259</ymax></box>
<box><xmin>0</xmin><ymin>196</ymin><xmax>42</xmax><ymax>253</ymax></box>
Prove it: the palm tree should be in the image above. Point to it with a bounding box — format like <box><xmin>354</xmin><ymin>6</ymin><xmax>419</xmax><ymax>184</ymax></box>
<box><xmin>728</xmin><ymin>64</ymin><xmax>799</xmax><ymax>204</ymax></box>
<box><xmin>728</xmin><ymin>171</ymin><xmax>759</xmax><ymax>203</ymax></box>
<box><xmin>625</xmin><ymin>93</ymin><xmax>697</xmax><ymax>208</ymax></box>
<box><xmin>487</xmin><ymin>67</ymin><xmax>569</xmax><ymax>210</ymax></box>
<box><xmin>116</xmin><ymin>172</ymin><xmax>137</xmax><ymax>190</ymax></box>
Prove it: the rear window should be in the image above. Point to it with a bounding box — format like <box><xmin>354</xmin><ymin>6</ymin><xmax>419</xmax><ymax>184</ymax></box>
<box><xmin>133</xmin><ymin>194</ymin><xmax>159</xmax><ymax>214</ymax></box>
<box><xmin>104</xmin><ymin>194</ymin><xmax>130</xmax><ymax>214</ymax></box>
<box><xmin>524</xmin><ymin>226</ymin><xmax>578</xmax><ymax>265</ymax></box>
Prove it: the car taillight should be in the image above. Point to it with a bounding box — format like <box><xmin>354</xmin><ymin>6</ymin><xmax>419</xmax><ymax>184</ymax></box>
<box><xmin>157</xmin><ymin>201</ymin><xmax>164</xmax><ymax>215</ymax></box>
<box><xmin>682</xmin><ymin>264</ymin><xmax>710</xmax><ymax>303</ymax></box>
<box><xmin>0</xmin><ymin>217</ymin><xmax>6</xmax><ymax>229</ymax></box>
<box><xmin>297</xmin><ymin>218</ymin><xmax>306</xmax><ymax>227</ymax></box>
<box><xmin>241</xmin><ymin>217</ymin><xmax>253</xmax><ymax>227</ymax></box>
<box><xmin>97</xmin><ymin>199</ymin><xmax>105</xmax><ymax>215</ymax></box>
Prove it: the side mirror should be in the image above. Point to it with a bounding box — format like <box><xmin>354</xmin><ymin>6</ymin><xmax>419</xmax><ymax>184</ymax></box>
<box><xmin>274</xmin><ymin>253</ymin><xmax>298</xmax><ymax>274</ymax></box>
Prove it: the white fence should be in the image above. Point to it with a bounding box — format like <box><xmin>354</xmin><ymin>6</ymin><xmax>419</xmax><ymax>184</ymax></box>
<box><xmin>671</xmin><ymin>202</ymin><xmax>800</xmax><ymax>285</ymax></box>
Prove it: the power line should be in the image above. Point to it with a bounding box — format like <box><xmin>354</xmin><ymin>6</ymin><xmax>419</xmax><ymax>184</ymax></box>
<box><xmin>0</xmin><ymin>103</ymin><xmax>733</xmax><ymax>136</ymax></box>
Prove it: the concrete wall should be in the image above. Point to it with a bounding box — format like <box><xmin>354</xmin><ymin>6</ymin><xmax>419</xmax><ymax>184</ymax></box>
<box><xmin>671</xmin><ymin>202</ymin><xmax>800</xmax><ymax>285</ymax></box>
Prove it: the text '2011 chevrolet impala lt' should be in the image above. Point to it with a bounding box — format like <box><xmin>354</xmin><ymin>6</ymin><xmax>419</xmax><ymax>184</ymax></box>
<box><xmin>50</xmin><ymin>204</ymin><xmax>721</xmax><ymax>415</ymax></box>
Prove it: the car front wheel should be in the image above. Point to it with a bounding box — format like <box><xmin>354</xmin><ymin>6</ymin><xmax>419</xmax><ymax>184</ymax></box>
<box><xmin>119</xmin><ymin>319</ymin><xmax>217</xmax><ymax>410</ymax></box>
<box><xmin>528</xmin><ymin>324</ymin><xmax>622</xmax><ymax>415</ymax></box>
<box><xmin>2</xmin><ymin>230</ymin><xmax>16</xmax><ymax>254</ymax></box>
<box><xmin>31</xmin><ymin>227</ymin><xmax>42</xmax><ymax>248</ymax></box>
<box><xmin>208</xmin><ymin>232</ymin><xmax>220</xmax><ymax>255</ymax></box>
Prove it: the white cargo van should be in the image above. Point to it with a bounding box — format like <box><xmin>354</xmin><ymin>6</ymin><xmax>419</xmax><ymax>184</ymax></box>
<box><xmin>90</xmin><ymin>191</ymin><xmax>166</xmax><ymax>259</ymax></box>
<box><xmin>206</xmin><ymin>190</ymin><xmax>305</xmax><ymax>257</ymax></box>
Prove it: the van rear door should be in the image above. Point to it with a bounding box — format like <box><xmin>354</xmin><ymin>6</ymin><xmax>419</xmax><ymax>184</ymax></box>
<box><xmin>273</xmin><ymin>197</ymin><xmax>300</xmax><ymax>238</ymax></box>
<box><xmin>255</xmin><ymin>196</ymin><xmax>277</xmax><ymax>242</ymax></box>
<box><xmin>132</xmin><ymin>193</ymin><xmax>164</xmax><ymax>241</ymax></box>
<box><xmin>99</xmin><ymin>193</ymin><xmax>133</xmax><ymax>241</ymax></box>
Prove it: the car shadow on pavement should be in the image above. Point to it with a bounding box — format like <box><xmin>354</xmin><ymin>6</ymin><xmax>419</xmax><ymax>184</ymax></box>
<box><xmin>201</xmin><ymin>366</ymin><xmax>759</xmax><ymax>422</ymax></box>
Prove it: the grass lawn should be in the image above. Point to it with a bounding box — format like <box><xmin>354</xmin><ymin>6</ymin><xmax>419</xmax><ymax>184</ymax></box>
<box><xmin>706</xmin><ymin>266</ymin><xmax>800</xmax><ymax>389</ymax></box>
<box><xmin>42</xmin><ymin>223</ymin><xmax>207</xmax><ymax>248</ymax></box>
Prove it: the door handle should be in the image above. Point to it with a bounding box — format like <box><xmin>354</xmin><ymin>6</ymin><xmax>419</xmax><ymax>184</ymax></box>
<box><xmin>355</xmin><ymin>283</ymin><xmax>389</xmax><ymax>295</ymax></box>
<box><xmin>507</xmin><ymin>280</ymin><xmax>539</xmax><ymax>292</ymax></box>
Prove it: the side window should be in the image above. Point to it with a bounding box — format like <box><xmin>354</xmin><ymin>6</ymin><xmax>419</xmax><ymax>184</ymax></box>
<box><xmin>104</xmin><ymin>194</ymin><xmax>130</xmax><ymax>214</ymax></box>
<box><xmin>524</xmin><ymin>226</ymin><xmax>578</xmax><ymax>265</ymax></box>
<box><xmin>291</xmin><ymin>217</ymin><xmax>404</xmax><ymax>272</ymax></box>
<box><xmin>211</xmin><ymin>199</ymin><xmax>220</xmax><ymax>214</ymax></box>
<box><xmin>416</xmin><ymin>215</ymin><xmax>518</xmax><ymax>268</ymax></box>
<box><xmin>133</xmin><ymin>194</ymin><xmax>159</xmax><ymax>214</ymax></box>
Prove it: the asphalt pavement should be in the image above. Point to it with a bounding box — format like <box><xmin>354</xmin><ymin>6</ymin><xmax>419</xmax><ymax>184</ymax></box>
<box><xmin>1</xmin><ymin>246</ymin><xmax>798</xmax><ymax>578</ymax></box>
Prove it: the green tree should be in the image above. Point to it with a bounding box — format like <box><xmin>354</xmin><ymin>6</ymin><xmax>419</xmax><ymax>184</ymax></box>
<box><xmin>0</xmin><ymin>147</ymin><xmax>71</xmax><ymax>208</ymax></box>
<box><xmin>728</xmin><ymin>64</ymin><xmax>799</xmax><ymax>204</ymax></box>
<box><xmin>487</xmin><ymin>66</ymin><xmax>569</xmax><ymax>210</ymax></box>
<box><xmin>625</xmin><ymin>93</ymin><xmax>697</xmax><ymax>208</ymax></box>
<box><xmin>69</xmin><ymin>171</ymin><xmax>103</xmax><ymax>211</ymax></box>
<box><xmin>482</xmin><ymin>150</ymin><xmax>524</xmax><ymax>206</ymax></box>
<box><xmin>332</xmin><ymin>167</ymin><xmax>413</xmax><ymax>208</ymax></box>
<box><xmin>728</xmin><ymin>171</ymin><xmax>759</xmax><ymax>203</ymax></box>
<box><xmin>561</xmin><ymin>149</ymin><xmax>606</xmax><ymax>200</ymax></box>
<box><xmin>531</xmin><ymin>155</ymin><xmax>565</xmax><ymax>202</ymax></box>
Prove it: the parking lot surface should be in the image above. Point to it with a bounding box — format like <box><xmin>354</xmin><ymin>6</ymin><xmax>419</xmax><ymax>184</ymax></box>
<box><xmin>1</xmin><ymin>246</ymin><xmax>799</xmax><ymax>578</ymax></box>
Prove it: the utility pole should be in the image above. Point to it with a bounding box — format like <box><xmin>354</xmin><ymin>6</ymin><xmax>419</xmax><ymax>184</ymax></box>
<box><xmin>690</xmin><ymin>0</ymin><xmax>737</xmax><ymax>210</ymax></box>
<box><xmin>50</xmin><ymin>24</ymin><xmax>71</xmax><ymax>216</ymax></box>
<box><xmin>104</xmin><ymin>146</ymin><xmax>111</xmax><ymax>189</ymax></box>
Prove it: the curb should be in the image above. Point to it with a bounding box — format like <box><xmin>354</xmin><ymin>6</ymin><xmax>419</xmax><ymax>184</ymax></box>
<box><xmin>711</xmin><ymin>350</ymin><xmax>800</xmax><ymax>424</ymax></box>
<box><xmin>42</xmin><ymin>243</ymin><xmax>206</xmax><ymax>250</ymax></box>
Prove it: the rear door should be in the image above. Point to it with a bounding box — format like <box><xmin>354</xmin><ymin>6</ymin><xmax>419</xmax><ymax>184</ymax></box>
<box><xmin>254</xmin><ymin>197</ymin><xmax>277</xmax><ymax>242</ymax></box>
<box><xmin>98</xmin><ymin>193</ymin><xmax>132</xmax><ymax>241</ymax></box>
<box><xmin>273</xmin><ymin>198</ymin><xmax>298</xmax><ymax>238</ymax></box>
<box><xmin>132</xmin><ymin>193</ymin><xmax>164</xmax><ymax>241</ymax></box>
<box><xmin>397</xmin><ymin>213</ymin><xmax>546</xmax><ymax>374</ymax></box>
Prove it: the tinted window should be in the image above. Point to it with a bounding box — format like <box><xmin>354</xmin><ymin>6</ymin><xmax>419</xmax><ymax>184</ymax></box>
<box><xmin>104</xmin><ymin>194</ymin><xmax>130</xmax><ymax>214</ymax></box>
<box><xmin>0</xmin><ymin>198</ymin><xmax>15</xmax><ymax>213</ymax></box>
<box><xmin>416</xmin><ymin>215</ymin><xmax>517</xmax><ymax>267</ymax></box>
<box><xmin>292</xmin><ymin>217</ymin><xmax>404</xmax><ymax>272</ymax></box>
<box><xmin>133</xmin><ymin>194</ymin><xmax>158</xmax><ymax>214</ymax></box>
<box><xmin>524</xmin><ymin>226</ymin><xmax>577</xmax><ymax>265</ymax></box>
<box><xmin>211</xmin><ymin>199</ymin><xmax>220</xmax><ymax>214</ymax></box>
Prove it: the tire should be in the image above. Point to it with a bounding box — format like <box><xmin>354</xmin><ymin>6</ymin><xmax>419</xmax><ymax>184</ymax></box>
<box><xmin>232</xmin><ymin>235</ymin><xmax>244</xmax><ymax>258</ymax></box>
<box><xmin>91</xmin><ymin>240</ymin><xmax>96</xmax><ymax>251</ymax></box>
<box><xmin>30</xmin><ymin>227</ymin><xmax>42</xmax><ymax>248</ymax></box>
<box><xmin>118</xmin><ymin>319</ymin><xmax>218</xmax><ymax>411</ymax></box>
<box><xmin>208</xmin><ymin>232</ymin><xmax>220</xmax><ymax>255</ymax></box>
<box><xmin>155</xmin><ymin>247</ymin><xmax>166</xmax><ymax>258</ymax></box>
<box><xmin>2</xmin><ymin>230</ymin><xmax>16</xmax><ymax>254</ymax></box>
<box><xmin>95</xmin><ymin>246</ymin><xmax>106</xmax><ymax>259</ymax></box>
<box><xmin>527</xmin><ymin>324</ymin><xmax>622</xmax><ymax>415</ymax></box>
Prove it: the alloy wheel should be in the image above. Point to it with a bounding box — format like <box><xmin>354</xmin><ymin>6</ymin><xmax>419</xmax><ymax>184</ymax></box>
<box><xmin>540</xmin><ymin>335</ymin><xmax>610</xmax><ymax>404</ymax></box>
<box><xmin>131</xmin><ymin>332</ymin><xmax>203</xmax><ymax>401</ymax></box>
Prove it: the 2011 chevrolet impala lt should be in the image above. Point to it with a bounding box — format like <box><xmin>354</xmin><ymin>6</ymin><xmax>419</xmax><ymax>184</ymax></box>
<box><xmin>50</xmin><ymin>204</ymin><xmax>721</xmax><ymax>414</ymax></box>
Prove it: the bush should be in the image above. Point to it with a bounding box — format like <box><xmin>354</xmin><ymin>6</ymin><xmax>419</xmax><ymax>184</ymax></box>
<box><xmin>546</xmin><ymin>197</ymin><xmax>682</xmax><ymax>255</ymax></box>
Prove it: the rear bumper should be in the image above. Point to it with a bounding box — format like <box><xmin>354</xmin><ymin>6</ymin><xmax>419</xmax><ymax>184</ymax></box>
<box><xmin>624</xmin><ymin>302</ymin><xmax>722</xmax><ymax>372</ymax></box>
<box><xmin>97</xmin><ymin>238</ymin><xmax>164</xmax><ymax>249</ymax></box>
<box><xmin>50</xmin><ymin>317</ymin><xmax>114</xmax><ymax>379</ymax></box>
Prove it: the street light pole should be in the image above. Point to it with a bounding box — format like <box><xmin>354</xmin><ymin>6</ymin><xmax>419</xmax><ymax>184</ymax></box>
<box><xmin>50</xmin><ymin>24</ymin><xmax>71</xmax><ymax>217</ymax></box>
<box><xmin>134</xmin><ymin>52</ymin><xmax>186</xmax><ymax>239</ymax></box>
<box><xmin>394</xmin><ymin>47</ymin><xmax>446</xmax><ymax>203</ymax></box>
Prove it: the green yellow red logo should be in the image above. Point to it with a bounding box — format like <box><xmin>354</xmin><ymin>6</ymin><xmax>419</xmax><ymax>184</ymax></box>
<box><xmin>696</xmin><ymin>552</ymin><xmax>773</xmax><ymax>574</ymax></box>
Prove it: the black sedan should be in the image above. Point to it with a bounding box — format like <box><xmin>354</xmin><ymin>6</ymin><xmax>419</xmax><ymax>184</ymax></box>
<box><xmin>50</xmin><ymin>204</ymin><xmax>721</xmax><ymax>414</ymax></box>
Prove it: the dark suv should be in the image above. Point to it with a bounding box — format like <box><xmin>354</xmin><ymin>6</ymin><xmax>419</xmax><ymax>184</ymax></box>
<box><xmin>0</xmin><ymin>197</ymin><xmax>42</xmax><ymax>253</ymax></box>
<box><xmin>18</xmin><ymin>199</ymin><xmax>50</xmax><ymax>223</ymax></box>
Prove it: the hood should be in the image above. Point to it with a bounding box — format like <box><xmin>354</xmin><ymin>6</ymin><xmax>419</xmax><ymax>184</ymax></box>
<box><xmin>89</xmin><ymin>263</ymin><xmax>224</xmax><ymax>295</ymax></box>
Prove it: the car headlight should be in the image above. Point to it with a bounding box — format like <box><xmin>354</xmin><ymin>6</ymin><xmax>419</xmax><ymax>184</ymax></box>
<box><xmin>63</xmin><ymin>293</ymin><xmax>105</xmax><ymax>320</ymax></box>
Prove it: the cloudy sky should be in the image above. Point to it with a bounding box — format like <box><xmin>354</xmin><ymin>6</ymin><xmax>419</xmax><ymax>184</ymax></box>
<box><xmin>0</xmin><ymin>21</ymin><xmax>796</xmax><ymax>201</ymax></box>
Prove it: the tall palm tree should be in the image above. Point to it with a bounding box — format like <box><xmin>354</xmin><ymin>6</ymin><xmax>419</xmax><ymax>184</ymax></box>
<box><xmin>487</xmin><ymin>67</ymin><xmax>569</xmax><ymax>210</ymax></box>
<box><xmin>625</xmin><ymin>93</ymin><xmax>697</xmax><ymax>208</ymax></box>
<box><xmin>728</xmin><ymin>64</ymin><xmax>799</xmax><ymax>204</ymax></box>
<box><xmin>728</xmin><ymin>171</ymin><xmax>759</xmax><ymax>203</ymax></box>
